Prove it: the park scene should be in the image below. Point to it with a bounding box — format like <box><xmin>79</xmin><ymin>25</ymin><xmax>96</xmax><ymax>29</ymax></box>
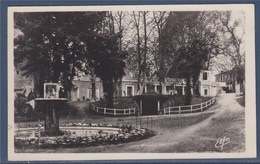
<box><xmin>13</xmin><ymin>10</ymin><xmax>245</xmax><ymax>153</ymax></box>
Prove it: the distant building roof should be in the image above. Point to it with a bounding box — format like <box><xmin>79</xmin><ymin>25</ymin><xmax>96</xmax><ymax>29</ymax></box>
<box><xmin>215</xmin><ymin>65</ymin><xmax>245</xmax><ymax>77</ymax></box>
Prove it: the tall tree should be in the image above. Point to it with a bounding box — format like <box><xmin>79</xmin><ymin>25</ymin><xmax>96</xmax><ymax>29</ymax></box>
<box><xmin>152</xmin><ymin>11</ymin><xmax>167</xmax><ymax>94</ymax></box>
<box><xmin>132</xmin><ymin>11</ymin><xmax>143</xmax><ymax>94</ymax></box>
<box><xmin>217</xmin><ymin>11</ymin><xmax>245</xmax><ymax>67</ymax></box>
<box><xmin>168</xmin><ymin>39</ymin><xmax>209</xmax><ymax>104</ymax></box>
<box><xmin>162</xmin><ymin>12</ymin><xmax>215</xmax><ymax>103</ymax></box>
<box><xmin>162</xmin><ymin>11</ymin><xmax>202</xmax><ymax>99</ymax></box>
<box><xmin>86</xmin><ymin>33</ymin><xmax>126</xmax><ymax>107</ymax></box>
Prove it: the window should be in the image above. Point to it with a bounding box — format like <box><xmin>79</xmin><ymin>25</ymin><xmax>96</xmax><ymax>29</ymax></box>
<box><xmin>204</xmin><ymin>89</ymin><xmax>208</xmax><ymax>96</ymax></box>
<box><xmin>203</xmin><ymin>72</ymin><xmax>208</xmax><ymax>80</ymax></box>
<box><xmin>126</xmin><ymin>85</ymin><xmax>134</xmax><ymax>96</ymax></box>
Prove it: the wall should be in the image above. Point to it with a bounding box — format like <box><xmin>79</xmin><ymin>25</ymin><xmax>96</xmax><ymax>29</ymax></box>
<box><xmin>121</xmin><ymin>80</ymin><xmax>139</xmax><ymax>96</ymax></box>
<box><xmin>72</xmin><ymin>79</ymin><xmax>103</xmax><ymax>101</ymax></box>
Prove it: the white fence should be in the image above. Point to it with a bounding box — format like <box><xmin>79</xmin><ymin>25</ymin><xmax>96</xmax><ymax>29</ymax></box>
<box><xmin>163</xmin><ymin>97</ymin><xmax>216</xmax><ymax>115</ymax></box>
<box><xmin>90</xmin><ymin>104</ymin><xmax>136</xmax><ymax>116</ymax></box>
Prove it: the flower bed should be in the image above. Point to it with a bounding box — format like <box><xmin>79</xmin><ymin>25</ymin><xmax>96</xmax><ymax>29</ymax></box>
<box><xmin>15</xmin><ymin>123</ymin><xmax>154</xmax><ymax>149</ymax></box>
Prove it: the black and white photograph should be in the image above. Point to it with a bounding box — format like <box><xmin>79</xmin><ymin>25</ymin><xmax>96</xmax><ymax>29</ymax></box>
<box><xmin>8</xmin><ymin>4</ymin><xmax>256</xmax><ymax>161</ymax></box>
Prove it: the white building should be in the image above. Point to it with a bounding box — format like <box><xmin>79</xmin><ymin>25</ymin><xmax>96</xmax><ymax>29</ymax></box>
<box><xmin>199</xmin><ymin>70</ymin><xmax>217</xmax><ymax>97</ymax></box>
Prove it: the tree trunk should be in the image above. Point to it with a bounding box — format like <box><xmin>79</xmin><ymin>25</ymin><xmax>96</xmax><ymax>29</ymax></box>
<box><xmin>91</xmin><ymin>75</ymin><xmax>96</xmax><ymax>101</ymax></box>
<box><xmin>185</xmin><ymin>76</ymin><xmax>192</xmax><ymax>105</ymax></box>
<box><xmin>107</xmin><ymin>78</ymin><xmax>114</xmax><ymax>108</ymax></box>
<box><xmin>34</xmin><ymin>71</ymin><xmax>45</xmax><ymax>98</ymax></box>
<box><xmin>152</xmin><ymin>12</ymin><xmax>167</xmax><ymax>95</ymax></box>
<box><xmin>161</xmin><ymin>80</ymin><xmax>167</xmax><ymax>94</ymax></box>
<box><xmin>141</xmin><ymin>12</ymin><xmax>148</xmax><ymax>95</ymax></box>
<box><xmin>192</xmin><ymin>74</ymin><xmax>200</xmax><ymax>95</ymax></box>
<box><xmin>139</xmin><ymin>83</ymin><xmax>144</xmax><ymax>95</ymax></box>
<box><xmin>133</xmin><ymin>12</ymin><xmax>142</xmax><ymax>93</ymax></box>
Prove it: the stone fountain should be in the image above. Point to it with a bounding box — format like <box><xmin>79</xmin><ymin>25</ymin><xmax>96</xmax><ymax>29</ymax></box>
<box><xmin>35</xmin><ymin>83</ymin><xmax>67</xmax><ymax>135</ymax></box>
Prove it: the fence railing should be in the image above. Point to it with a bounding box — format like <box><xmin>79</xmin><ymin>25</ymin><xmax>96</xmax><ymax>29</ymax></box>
<box><xmin>90</xmin><ymin>104</ymin><xmax>136</xmax><ymax>116</ymax></box>
<box><xmin>163</xmin><ymin>97</ymin><xmax>216</xmax><ymax>115</ymax></box>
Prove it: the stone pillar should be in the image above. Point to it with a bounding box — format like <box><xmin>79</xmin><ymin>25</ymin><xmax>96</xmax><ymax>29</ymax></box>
<box><xmin>140</xmin><ymin>100</ymin><xmax>142</xmax><ymax>115</ymax></box>
<box><xmin>157</xmin><ymin>100</ymin><xmax>160</xmax><ymax>114</ymax></box>
<box><xmin>144</xmin><ymin>85</ymin><xmax>147</xmax><ymax>93</ymax></box>
<box><xmin>45</xmin><ymin>101</ymin><xmax>59</xmax><ymax>135</ymax></box>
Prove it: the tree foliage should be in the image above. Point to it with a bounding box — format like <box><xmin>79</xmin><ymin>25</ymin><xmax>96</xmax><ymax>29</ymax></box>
<box><xmin>162</xmin><ymin>12</ymin><xmax>213</xmax><ymax>104</ymax></box>
<box><xmin>171</xmin><ymin>39</ymin><xmax>209</xmax><ymax>104</ymax></box>
<box><xmin>86</xmin><ymin>33</ymin><xmax>126</xmax><ymax>107</ymax></box>
<box><xmin>14</xmin><ymin>12</ymin><xmax>106</xmax><ymax>98</ymax></box>
<box><xmin>217</xmin><ymin>11</ymin><xmax>245</xmax><ymax>67</ymax></box>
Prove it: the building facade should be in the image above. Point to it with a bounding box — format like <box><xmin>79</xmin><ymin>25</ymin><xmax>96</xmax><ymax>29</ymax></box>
<box><xmin>198</xmin><ymin>70</ymin><xmax>217</xmax><ymax>97</ymax></box>
<box><xmin>215</xmin><ymin>65</ymin><xmax>245</xmax><ymax>95</ymax></box>
<box><xmin>71</xmin><ymin>69</ymin><xmax>217</xmax><ymax>101</ymax></box>
<box><xmin>14</xmin><ymin>63</ymin><xmax>218</xmax><ymax>101</ymax></box>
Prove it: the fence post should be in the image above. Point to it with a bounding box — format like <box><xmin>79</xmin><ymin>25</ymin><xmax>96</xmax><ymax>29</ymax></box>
<box><xmin>169</xmin><ymin>107</ymin><xmax>171</xmax><ymax>115</ymax></box>
<box><xmin>150</xmin><ymin>117</ymin><xmax>152</xmax><ymax>130</ymax></box>
<box><xmin>124</xmin><ymin>109</ymin><xmax>126</xmax><ymax>115</ymax></box>
<box><xmin>201</xmin><ymin>103</ymin><xmax>203</xmax><ymax>112</ymax></box>
<box><xmin>157</xmin><ymin>100</ymin><xmax>160</xmax><ymax>114</ymax></box>
<box><xmin>136</xmin><ymin>116</ymin><xmax>137</xmax><ymax>128</ymax></box>
<box><xmin>114</xmin><ymin>109</ymin><xmax>116</xmax><ymax>116</ymax></box>
<box><xmin>147</xmin><ymin>117</ymin><xmax>148</xmax><ymax>128</ymax></box>
<box><xmin>151</xmin><ymin>118</ymin><xmax>153</xmax><ymax>130</ymax></box>
<box><xmin>191</xmin><ymin>105</ymin><xmax>193</xmax><ymax>113</ymax></box>
<box><xmin>104</xmin><ymin>108</ymin><xmax>106</xmax><ymax>116</ymax></box>
<box><xmin>179</xmin><ymin>106</ymin><xmax>181</xmax><ymax>114</ymax></box>
<box><xmin>140</xmin><ymin>100</ymin><xmax>142</xmax><ymax>115</ymax></box>
<box><xmin>96</xmin><ymin>107</ymin><xmax>99</xmax><ymax>113</ymax></box>
<box><xmin>129</xmin><ymin>108</ymin><xmax>131</xmax><ymax>116</ymax></box>
<box><xmin>37</xmin><ymin>125</ymin><xmax>41</xmax><ymax>147</ymax></box>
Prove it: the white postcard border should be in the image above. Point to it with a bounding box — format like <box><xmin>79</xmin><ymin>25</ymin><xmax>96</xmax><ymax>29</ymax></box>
<box><xmin>7</xmin><ymin>4</ymin><xmax>256</xmax><ymax>161</ymax></box>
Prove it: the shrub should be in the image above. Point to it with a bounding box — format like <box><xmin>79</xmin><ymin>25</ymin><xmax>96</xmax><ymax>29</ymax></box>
<box><xmin>160</xmin><ymin>95</ymin><xmax>184</xmax><ymax>113</ymax></box>
<box><xmin>14</xmin><ymin>93</ymin><xmax>44</xmax><ymax>122</ymax></box>
<box><xmin>93</xmin><ymin>97</ymin><xmax>139</xmax><ymax>111</ymax></box>
<box><xmin>14</xmin><ymin>93</ymin><xmax>29</xmax><ymax>115</ymax></box>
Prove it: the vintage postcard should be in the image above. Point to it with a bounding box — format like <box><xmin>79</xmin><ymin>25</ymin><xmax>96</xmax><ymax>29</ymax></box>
<box><xmin>7</xmin><ymin>4</ymin><xmax>256</xmax><ymax>161</ymax></box>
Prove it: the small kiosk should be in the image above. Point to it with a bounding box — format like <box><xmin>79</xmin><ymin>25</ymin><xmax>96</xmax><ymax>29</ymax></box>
<box><xmin>35</xmin><ymin>83</ymin><xmax>67</xmax><ymax>135</ymax></box>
